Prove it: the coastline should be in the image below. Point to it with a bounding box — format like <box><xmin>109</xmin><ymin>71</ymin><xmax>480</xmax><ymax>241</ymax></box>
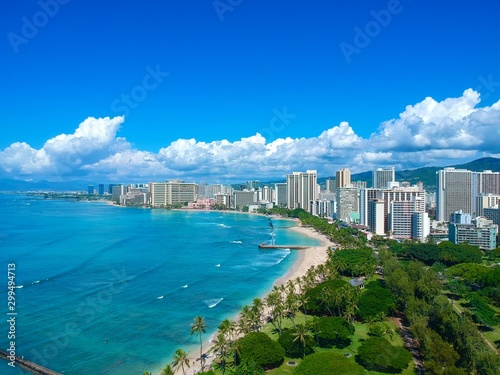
<box><xmin>182</xmin><ymin>220</ymin><xmax>334</xmax><ymax>375</ymax></box>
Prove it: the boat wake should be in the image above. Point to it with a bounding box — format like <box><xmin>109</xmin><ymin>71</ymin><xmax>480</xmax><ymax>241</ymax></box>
<box><xmin>230</xmin><ymin>240</ymin><xmax>243</xmax><ymax>244</ymax></box>
<box><xmin>205</xmin><ymin>298</ymin><xmax>223</xmax><ymax>308</ymax></box>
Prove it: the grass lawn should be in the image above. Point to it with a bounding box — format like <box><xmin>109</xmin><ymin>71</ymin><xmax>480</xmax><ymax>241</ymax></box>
<box><xmin>265</xmin><ymin>316</ymin><xmax>416</xmax><ymax>375</ymax></box>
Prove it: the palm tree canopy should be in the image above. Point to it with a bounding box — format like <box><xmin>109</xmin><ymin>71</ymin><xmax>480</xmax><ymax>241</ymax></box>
<box><xmin>172</xmin><ymin>348</ymin><xmax>190</xmax><ymax>372</ymax></box>
<box><xmin>160</xmin><ymin>364</ymin><xmax>175</xmax><ymax>375</ymax></box>
<box><xmin>190</xmin><ymin>315</ymin><xmax>207</xmax><ymax>336</ymax></box>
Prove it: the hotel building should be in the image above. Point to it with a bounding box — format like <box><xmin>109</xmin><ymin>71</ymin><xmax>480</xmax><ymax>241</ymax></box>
<box><xmin>286</xmin><ymin>170</ymin><xmax>318</xmax><ymax>213</ymax></box>
<box><xmin>436</xmin><ymin>168</ymin><xmax>474</xmax><ymax>221</ymax></box>
<box><xmin>149</xmin><ymin>181</ymin><xmax>198</xmax><ymax>207</ymax></box>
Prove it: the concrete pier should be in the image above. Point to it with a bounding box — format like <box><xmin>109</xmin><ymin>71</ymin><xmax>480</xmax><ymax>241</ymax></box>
<box><xmin>258</xmin><ymin>243</ymin><xmax>311</xmax><ymax>249</ymax></box>
<box><xmin>0</xmin><ymin>350</ymin><xmax>62</xmax><ymax>375</ymax></box>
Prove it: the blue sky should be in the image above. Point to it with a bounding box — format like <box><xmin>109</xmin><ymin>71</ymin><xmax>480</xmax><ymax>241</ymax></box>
<box><xmin>1</xmin><ymin>0</ymin><xmax>500</xmax><ymax>183</ymax></box>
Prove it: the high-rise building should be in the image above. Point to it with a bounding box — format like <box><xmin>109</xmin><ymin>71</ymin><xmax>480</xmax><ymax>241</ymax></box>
<box><xmin>373</xmin><ymin>167</ymin><xmax>395</xmax><ymax>189</ymax></box>
<box><xmin>476</xmin><ymin>194</ymin><xmax>500</xmax><ymax>216</ymax></box>
<box><xmin>259</xmin><ymin>186</ymin><xmax>274</xmax><ymax>203</ymax></box>
<box><xmin>108</xmin><ymin>184</ymin><xmax>122</xmax><ymax>194</ymax></box>
<box><xmin>326</xmin><ymin>179</ymin><xmax>336</xmax><ymax>193</ymax></box>
<box><xmin>233</xmin><ymin>190</ymin><xmax>257</xmax><ymax>209</ymax></box>
<box><xmin>149</xmin><ymin>181</ymin><xmax>197</xmax><ymax>207</ymax></box>
<box><xmin>360</xmin><ymin>188</ymin><xmax>380</xmax><ymax>225</ymax></box>
<box><xmin>98</xmin><ymin>184</ymin><xmax>105</xmax><ymax>195</ymax></box>
<box><xmin>336</xmin><ymin>187</ymin><xmax>359</xmax><ymax>222</ymax></box>
<box><xmin>449</xmin><ymin>217</ymin><xmax>498</xmax><ymax>250</ymax></box>
<box><xmin>111</xmin><ymin>184</ymin><xmax>125</xmax><ymax>204</ymax></box>
<box><xmin>275</xmin><ymin>183</ymin><xmax>287</xmax><ymax>207</ymax></box>
<box><xmin>214</xmin><ymin>194</ymin><xmax>231</xmax><ymax>209</ymax></box>
<box><xmin>389</xmin><ymin>197</ymin><xmax>426</xmax><ymax>239</ymax></box>
<box><xmin>368</xmin><ymin>199</ymin><xmax>385</xmax><ymax>235</ymax></box>
<box><xmin>380</xmin><ymin>185</ymin><xmax>425</xmax><ymax>232</ymax></box>
<box><xmin>336</xmin><ymin>168</ymin><xmax>351</xmax><ymax>188</ymax></box>
<box><xmin>484</xmin><ymin>206</ymin><xmax>500</xmax><ymax>226</ymax></box>
<box><xmin>87</xmin><ymin>185</ymin><xmax>94</xmax><ymax>195</ymax></box>
<box><xmin>473</xmin><ymin>170</ymin><xmax>500</xmax><ymax>196</ymax></box>
<box><xmin>286</xmin><ymin>170</ymin><xmax>318</xmax><ymax>213</ymax></box>
<box><xmin>436</xmin><ymin>168</ymin><xmax>474</xmax><ymax>221</ymax></box>
<box><xmin>411</xmin><ymin>212</ymin><xmax>430</xmax><ymax>242</ymax></box>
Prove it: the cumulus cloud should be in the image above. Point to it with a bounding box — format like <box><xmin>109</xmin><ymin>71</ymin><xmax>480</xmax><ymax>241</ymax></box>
<box><xmin>0</xmin><ymin>89</ymin><xmax>499</xmax><ymax>183</ymax></box>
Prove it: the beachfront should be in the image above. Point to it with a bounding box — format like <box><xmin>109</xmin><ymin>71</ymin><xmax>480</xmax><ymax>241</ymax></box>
<box><xmin>183</xmin><ymin>221</ymin><xmax>334</xmax><ymax>375</ymax></box>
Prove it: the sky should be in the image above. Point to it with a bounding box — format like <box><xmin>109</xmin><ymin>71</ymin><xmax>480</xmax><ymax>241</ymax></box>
<box><xmin>1</xmin><ymin>0</ymin><xmax>499</xmax><ymax>184</ymax></box>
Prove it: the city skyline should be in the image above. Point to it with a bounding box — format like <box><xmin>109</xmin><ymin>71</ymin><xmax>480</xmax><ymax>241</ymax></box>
<box><xmin>1</xmin><ymin>1</ymin><xmax>500</xmax><ymax>183</ymax></box>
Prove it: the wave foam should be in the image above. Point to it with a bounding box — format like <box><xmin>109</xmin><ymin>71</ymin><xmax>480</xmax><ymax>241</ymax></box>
<box><xmin>205</xmin><ymin>298</ymin><xmax>223</xmax><ymax>308</ymax></box>
<box><xmin>230</xmin><ymin>240</ymin><xmax>243</xmax><ymax>244</ymax></box>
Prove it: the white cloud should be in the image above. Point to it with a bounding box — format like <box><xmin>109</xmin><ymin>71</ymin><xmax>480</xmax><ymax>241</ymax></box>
<box><xmin>0</xmin><ymin>90</ymin><xmax>499</xmax><ymax>183</ymax></box>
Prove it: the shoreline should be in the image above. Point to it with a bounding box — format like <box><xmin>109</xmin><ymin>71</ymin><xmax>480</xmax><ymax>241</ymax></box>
<box><xmin>181</xmin><ymin>221</ymin><xmax>334</xmax><ymax>374</ymax></box>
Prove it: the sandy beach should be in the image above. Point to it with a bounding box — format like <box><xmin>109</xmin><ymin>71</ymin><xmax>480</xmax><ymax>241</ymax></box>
<box><xmin>180</xmin><ymin>221</ymin><xmax>334</xmax><ymax>375</ymax></box>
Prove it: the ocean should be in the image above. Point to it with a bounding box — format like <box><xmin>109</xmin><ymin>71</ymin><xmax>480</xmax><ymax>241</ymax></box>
<box><xmin>0</xmin><ymin>193</ymin><xmax>320</xmax><ymax>375</ymax></box>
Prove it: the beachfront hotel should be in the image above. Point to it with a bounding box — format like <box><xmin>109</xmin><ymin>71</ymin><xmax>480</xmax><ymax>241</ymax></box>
<box><xmin>286</xmin><ymin>170</ymin><xmax>318</xmax><ymax>213</ymax></box>
<box><xmin>149</xmin><ymin>181</ymin><xmax>198</xmax><ymax>207</ymax></box>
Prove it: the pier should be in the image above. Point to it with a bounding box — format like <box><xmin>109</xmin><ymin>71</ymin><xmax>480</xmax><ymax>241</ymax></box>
<box><xmin>0</xmin><ymin>350</ymin><xmax>62</xmax><ymax>375</ymax></box>
<box><xmin>258</xmin><ymin>243</ymin><xmax>311</xmax><ymax>250</ymax></box>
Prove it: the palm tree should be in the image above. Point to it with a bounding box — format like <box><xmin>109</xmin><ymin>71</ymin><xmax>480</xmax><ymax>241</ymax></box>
<box><xmin>228</xmin><ymin>338</ymin><xmax>243</xmax><ymax>367</ymax></box>
<box><xmin>306</xmin><ymin>317</ymin><xmax>321</xmax><ymax>347</ymax></box>
<box><xmin>240</xmin><ymin>305</ymin><xmax>253</xmax><ymax>332</ymax></box>
<box><xmin>251</xmin><ymin>298</ymin><xmax>264</xmax><ymax>330</ymax></box>
<box><xmin>172</xmin><ymin>348</ymin><xmax>190</xmax><ymax>375</ymax></box>
<box><xmin>292</xmin><ymin>324</ymin><xmax>313</xmax><ymax>358</ymax></box>
<box><xmin>211</xmin><ymin>333</ymin><xmax>230</xmax><ymax>375</ymax></box>
<box><xmin>218</xmin><ymin>319</ymin><xmax>236</xmax><ymax>341</ymax></box>
<box><xmin>190</xmin><ymin>315</ymin><xmax>207</xmax><ymax>370</ymax></box>
<box><xmin>160</xmin><ymin>364</ymin><xmax>174</xmax><ymax>375</ymax></box>
<box><xmin>143</xmin><ymin>372</ymin><xmax>152</xmax><ymax>375</ymax></box>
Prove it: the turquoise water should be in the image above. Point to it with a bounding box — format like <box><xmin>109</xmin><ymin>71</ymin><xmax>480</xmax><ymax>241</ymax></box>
<box><xmin>0</xmin><ymin>194</ymin><xmax>319</xmax><ymax>374</ymax></box>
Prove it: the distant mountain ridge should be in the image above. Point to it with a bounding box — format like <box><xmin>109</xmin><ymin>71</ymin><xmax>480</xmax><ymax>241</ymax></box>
<box><xmin>319</xmin><ymin>157</ymin><xmax>500</xmax><ymax>191</ymax></box>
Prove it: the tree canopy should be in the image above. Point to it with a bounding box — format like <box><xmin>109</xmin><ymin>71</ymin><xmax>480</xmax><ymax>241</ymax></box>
<box><xmin>294</xmin><ymin>352</ymin><xmax>366</xmax><ymax>375</ymax></box>
<box><xmin>316</xmin><ymin>316</ymin><xmax>354</xmax><ymax>348</ymax></box>
<box><xmin>278</xmin><ymin>328</ymin><xmax>315</xmax><ymax>358</ymax></box>
<box><xmin>357</xmin><ymin>280</ymin><xmax>395</xmax><ymax>321</ymax></box>
<box><xmin>331</xmin><ymin>248</ymin><xmax>376</xmax><ymax>277</ymax></box>
<box><xmin>237</xmin><ymin>332</ymin><xmax>285</xmax><ymax>370</ymax></box>
<box><xmin>355</xmin><ymin>337</ymin><xmax>412</xmax><ymax>373</ymax></box>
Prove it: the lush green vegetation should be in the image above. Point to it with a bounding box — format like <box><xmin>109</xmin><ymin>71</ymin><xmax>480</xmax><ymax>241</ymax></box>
<box><xmin>331</xmin><ymin>248</ymin><xmax>377</xmax><ymax>276</ymax></box>
<box><xmin>316</xmin><ymin>316</ymin><xmax>354</xmax><ymax>348</ymax></box>
<box><xmin>237</xmin><ymin>332</ymin><xmax>285</xmax><ymax>369</ymax></box>
<box><xmin>388</xmin><ymin>241</ymin><xmax>483</xmax><ymax>266</ymax></box>
<box><xmin>356</xmin><ymin>337</ymin><xmax>412</xmax><ymax>373</ymax></box>
<box><xmin>293</xmin><ymin>352</ymin><xmax>366</xmax><ymax>375</ymax></box>
<box><xmin>144</xmin><ymin>209</ymin><xmax>499</xmax><ymax>375</ymax></box>
<box><xmin>381</xmin><ymin>250</ymin><xmax>500</xmax><ymax>374</ymax></box>
<box><xmin>278</xmin><ymin>328</ymin><xmax>314</xmax><ymax>358</ymax></box>
<box><xmin>357</xmin><ymin>280</ymin><xmax>395</xmax><ymax>321</ymax></box>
